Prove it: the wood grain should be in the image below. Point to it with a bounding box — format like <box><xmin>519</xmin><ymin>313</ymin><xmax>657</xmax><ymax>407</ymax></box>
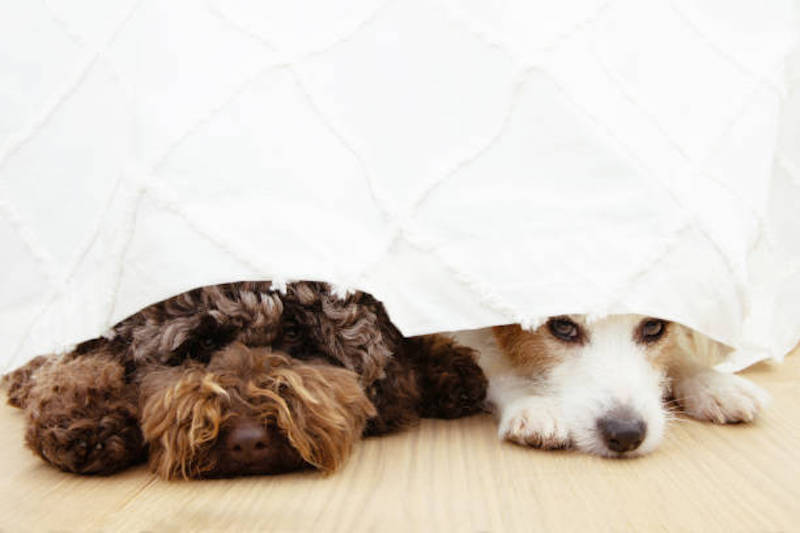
<box><xmin>1</xmin><ymin>353</ymin><xmax>798</xmax><ymax>532</ymax></box>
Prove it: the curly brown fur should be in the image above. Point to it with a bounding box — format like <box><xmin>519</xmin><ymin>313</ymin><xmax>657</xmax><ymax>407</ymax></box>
<box><xmin>95</xmin><ymin>281</ymin><xmax>394</xmax><ymax>375</ymax></box>
<box><xmin>5</xmin><ymin>281</ymin><xmax>486</xmax><ymax>479</ymax></box>
<box><xmin>21</xmin><ymin>352</ymin><xmax>144</xmax><ymax>474</ymax></box>
<box><xmin>363</xmin><ymin>356</ymin><xmax>422</xmax><ymax>436</ymax></box>
<box><xmin>405</xmin><ymin>334</ymin><xmax>489</xmax><ymax>420</ymax></box>
<box><xmin>3</xmin><ymin>354</ymin><xmax>50</xmax><ymax>408</ymax></box>
<box><xmin>141</xmin><ymin>343</ymin><xmax>375</xmax><ymax>479</ymax></box>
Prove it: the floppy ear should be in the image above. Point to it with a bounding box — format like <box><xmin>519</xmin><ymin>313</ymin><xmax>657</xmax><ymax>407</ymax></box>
<box><xmin>250</xmin><ymin>357</ymin><xmax>377</xmax><ymax>473</ymax></box>
<box><xmin>139</xmin><ymin>365</ymin><xmax>229</xmax><ymax>479</ymax></box>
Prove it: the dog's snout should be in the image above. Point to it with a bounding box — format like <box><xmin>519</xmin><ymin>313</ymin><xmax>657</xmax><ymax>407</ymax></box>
<box><xmin>598</xmin><ymin>417</ymin><xmax>646</xmax><ymax>453</ymax></box>
<box><xmin>225</xmin><ymin>419</ymin><xmax>270</xmax><ymax>463</ymax></box>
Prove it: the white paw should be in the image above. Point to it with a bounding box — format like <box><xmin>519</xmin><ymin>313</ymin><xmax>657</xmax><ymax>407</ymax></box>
<box><xmin>498</xmin><ymin>397</ymin><xmax>570</xmax><ymax>448</ymax></box>
<box><xmin>673</xmin><ymin>371</ymin><xmax>769</xmax><ymax>424</ymax></box>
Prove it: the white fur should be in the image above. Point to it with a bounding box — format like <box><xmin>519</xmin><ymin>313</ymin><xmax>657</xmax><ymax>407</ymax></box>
<box><xmin>497</xmin><ymin>391</ymin><xmax>570</xmax><ymax>448</ymax></box>
<box><xmin>452</xmin><ymin>316</ymin><xmax>769</xmax><ymax>457</ymax></box>
<box><xmin>671</xmin><ymin>367</ymin><xmax>769</xmax><ymax>423</ymax></box>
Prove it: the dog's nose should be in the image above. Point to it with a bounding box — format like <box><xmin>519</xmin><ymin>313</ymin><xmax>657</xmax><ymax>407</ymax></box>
<box><xmin>225</xmin><ymin>419</ymin><xmax>270</xmax><ymax>463</ymax></box>
<box><xmin>598</xmin><ymin>417</ymin><xmax>646</xmax><ymax>453</ymax></box>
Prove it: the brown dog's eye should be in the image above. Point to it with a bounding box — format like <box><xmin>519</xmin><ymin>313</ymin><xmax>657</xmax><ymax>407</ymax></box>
<box><xmin>639</xmin><ymin>319</ymin><xmax>667</xmax><ymax>343</ymax></box>
<box><xmin>548</xmin><ymin>317</ymin><xmax>582</xmax><ymax>343</ymax></box>
<box><xmin>283</xmin><ymin>326</ymin><xmax>300</xmax><ymax>341</ymax></box>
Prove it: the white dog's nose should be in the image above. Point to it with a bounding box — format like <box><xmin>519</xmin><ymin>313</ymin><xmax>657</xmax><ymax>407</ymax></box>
<box><xmin>597</xmin><ymin>416</ymin><xmax>646</xmax><ymax>453</ymax></box>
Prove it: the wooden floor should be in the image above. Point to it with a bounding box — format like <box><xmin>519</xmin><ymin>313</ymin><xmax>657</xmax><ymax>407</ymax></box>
<box><xmin>1</xmin><ymin>355</ymin><xmax>798</xmax><ymax>533</ymax></box>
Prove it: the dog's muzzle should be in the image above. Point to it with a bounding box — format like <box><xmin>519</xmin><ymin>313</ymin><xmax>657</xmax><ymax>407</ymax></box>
<box><xmin>596</xmin><ymin>408</ymin><xmax>647</xmax><ymax>454</ymax></box>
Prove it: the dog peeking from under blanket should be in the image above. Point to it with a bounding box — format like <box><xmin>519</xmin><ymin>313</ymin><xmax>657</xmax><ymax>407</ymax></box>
<box><xmin>2</xmin><ymin>281</ymin><xmax>487</xmax><ymax>479</ymax></box>
<box><xmin>452</xmin><ymin>315</ymin><xmax>769</xmax><ymax>457</ymax></box>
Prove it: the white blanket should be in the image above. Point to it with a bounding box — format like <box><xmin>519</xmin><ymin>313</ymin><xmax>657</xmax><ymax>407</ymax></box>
<box><xmin>2</xmin><ymin>0</ymin><xmax>799</xmax><ymax>372</ymax></box>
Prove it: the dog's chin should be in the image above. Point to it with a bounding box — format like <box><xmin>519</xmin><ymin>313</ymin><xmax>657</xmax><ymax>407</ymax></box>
<box><xmin>201</xmin><ymin>432</ymin><xmax>308</xmax><ymax>478</ymax></box>
<box><xmin>203</xmin><ymin>456</ymin><xmax>308</xmax><ymax>478</ymax></box>
<box><xmin>574</xmin><ymin>439</ymin><xmax>650</xmax><ymax>459</ymax></box>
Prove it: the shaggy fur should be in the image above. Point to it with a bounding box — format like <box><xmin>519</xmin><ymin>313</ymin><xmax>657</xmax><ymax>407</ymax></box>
<box><xmin>140</xmin><ymin>343</ymin><xmax>374</xmax><ymax>478</ymax></box>
<box><xmin>3</xmin><ymin>281</ymin><xmax>487</xmax><ymax>479</ymax></box>
<box><xmin>16</xmin><ymin>352</ymin><xmax>143</xmax><ymax>474</ymax></box>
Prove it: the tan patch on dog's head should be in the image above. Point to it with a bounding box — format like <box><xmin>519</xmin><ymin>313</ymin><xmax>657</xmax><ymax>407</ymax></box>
<box><xmin>632</xmin><ymin>317</ymin><xmax>674</xmax><ymax>372</ymax></box>
<box><xmin>491</xmin><ymin>323</ymin><xmax>566</xmax><ymax>375</ymax></box>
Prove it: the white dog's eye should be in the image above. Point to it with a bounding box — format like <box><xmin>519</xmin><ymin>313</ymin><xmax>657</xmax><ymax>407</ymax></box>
<box><xmin>639</xmin><ymin>319</ymin><xmax>666</xmax><ymax>343</ymax></box>
<box><xmin>547</xmin><ymin>317</ymin><xmax>582</xmax><ymax>343</ymax></box>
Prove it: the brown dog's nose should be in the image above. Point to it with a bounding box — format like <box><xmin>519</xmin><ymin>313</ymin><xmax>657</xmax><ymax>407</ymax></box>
<box><xmin>225</xmin><ymin>419</ymin><xmax>270</xmax><ymax>463</ymax></box>
<box><xmin>598</xmin><ymin>417</ymin><xmax>646</xmax><ymax>453</ymax></box>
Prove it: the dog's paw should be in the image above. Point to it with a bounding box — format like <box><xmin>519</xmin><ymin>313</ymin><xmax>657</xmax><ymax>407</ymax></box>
<box><xmin>673</xmin><ymin>370</ymin><xmax>769</xmax><ymax>424</ymax></box>
<box><xmin>23</xmin><ymin>354</ymin><xmax>145</xmax><ymax>474</ymax></box>
<box><xmin>27</xmin><ymin>408</ymin><xmax>144</xmax><ymax>475</ymax></box>
<box><xmin>498</xmin><ymin>397</ymin><xmax>570</xmax><ymax>448</ymax></box>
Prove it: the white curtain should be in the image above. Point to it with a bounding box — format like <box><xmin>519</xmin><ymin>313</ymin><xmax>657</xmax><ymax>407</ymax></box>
<box><xmin>1</xmin><ymin>0</ymin><xmax>799</xmax><ymax>372</ymax></box>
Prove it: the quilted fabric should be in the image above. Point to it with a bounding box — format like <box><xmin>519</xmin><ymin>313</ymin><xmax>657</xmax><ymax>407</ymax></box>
<box><xmin>1</xmin><ymin>0</ymin><xmax>799</xmax><ymax>372</ymax></box>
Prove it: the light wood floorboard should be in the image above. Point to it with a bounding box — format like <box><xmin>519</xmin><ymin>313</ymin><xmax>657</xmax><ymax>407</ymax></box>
<box><xmin>1</xmin><ymin>353</ymin><xmax>798</xmax><ymax>532</ymax></box>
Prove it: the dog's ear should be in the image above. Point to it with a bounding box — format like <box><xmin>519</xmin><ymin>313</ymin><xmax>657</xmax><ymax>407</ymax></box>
<box><xmin>139</xmin><ymin>365</ymin><xmax>229</xmax><ymax>479</ymax></box>
<box><xmin>251</xmin><ymin>356</ymin><xmax>377</xmax><ymax>473</ymax></box>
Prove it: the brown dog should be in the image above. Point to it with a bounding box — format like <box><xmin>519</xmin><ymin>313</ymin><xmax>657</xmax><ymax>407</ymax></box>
<box><xmin>4</xmin><ymin>281</ymin><xmax>486</xmax><ymax>479</ymax></box>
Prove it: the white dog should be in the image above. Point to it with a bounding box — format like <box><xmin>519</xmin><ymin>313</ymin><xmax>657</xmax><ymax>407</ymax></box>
<box><xmin>452</xmin><ymin>315</ymin><xmax>769</xmax><ymax>457</ymax></box>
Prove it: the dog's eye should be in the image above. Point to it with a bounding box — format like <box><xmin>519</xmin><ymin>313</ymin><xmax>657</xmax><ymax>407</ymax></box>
<box><xmin>547</xmin><ymin>317</ymin><xmax>581</xmax><ymax>342</ymax></box>
<box><xmin>639</xmin><ymin>319</ymin><xmax>666</xmax><ymax>343</ymax></box>
<box><xmin>283</xmin><ymin>326</ymin><xmax>300</xmax><ymax>341</ymax></box>
<box><xmin>202</xmin><ymin>338</ymin><xmax>216</xmax><ymax>349</ymax></box>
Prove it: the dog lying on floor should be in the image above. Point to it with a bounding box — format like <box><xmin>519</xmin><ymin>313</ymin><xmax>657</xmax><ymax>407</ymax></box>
<box><xmin>2</xmin><ymin>281</ymin><xmax>487</xmax><ymax>479</ymax></box>
<box><xmin>452</xmin><ymin>315</ymin><xmax>769</xmax><ymax>457</ymax></box>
